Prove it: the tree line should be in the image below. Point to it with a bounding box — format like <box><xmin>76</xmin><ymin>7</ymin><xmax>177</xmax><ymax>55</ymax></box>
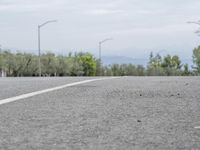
<box><xmin>0</xmin><ymin>51</ymin><xmax>97</xmax><ymax>77</ymax></box>
<box><xmin>0</xmin><ymin>46</ymin><xmax>200</xmax><ymax>76</ymax></box>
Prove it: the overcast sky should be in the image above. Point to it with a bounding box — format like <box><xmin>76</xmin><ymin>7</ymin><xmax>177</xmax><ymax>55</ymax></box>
<box><xmin>0</xmin><ymin>0</ymin><xmax>200</xmax><ymax>59</ymax></box>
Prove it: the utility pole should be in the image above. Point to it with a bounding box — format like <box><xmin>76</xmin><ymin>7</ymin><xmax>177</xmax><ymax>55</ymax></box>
<box><xmin>0</xmin><ymin>44</ymin><xmax>2</xmax><ymax>77</ymax></box>
<box><xmin>38</xmin><ymin>20</ymin><xmax>57</xmax><ymax>77</ymax></box>
<box><xmin>98</xmin><ymin>38</ymin><xmax>113</xmax><ymax>76</ymax></box>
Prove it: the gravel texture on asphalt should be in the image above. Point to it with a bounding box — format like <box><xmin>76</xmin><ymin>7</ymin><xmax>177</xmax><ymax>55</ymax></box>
<box><xmin>0</xmin><ymin>77</ymin><xmax>200</xmax><ymax>150</ymax></box>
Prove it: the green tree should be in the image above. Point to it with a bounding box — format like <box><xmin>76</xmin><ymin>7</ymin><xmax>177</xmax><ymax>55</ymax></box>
<box><xmin>70</xmin><ymin>52</ymin><xmax>83</xmax><ymax>76</ymax></box>
<box><xmin>0</xmin><ymin>50</ymin><xmax>3</xmax><ymax>75</ymax></box>
<box><xmin>192</xmin><ymin>45</ymin><xmax>200</xmax><ymax>74</ymax></box>
<box><xmin>78</xmin><ymin>53</ymin><xmax>97</xmax><ymax>76</ymax></box>
<box><xmin>103</xmin><ymin>66</ymin><xmax>113</xmax><ymax>76</ymax></box>
<box><xmin>136</xmin><ymin>65</ymin><xmax>145</xmax><ymax>76</ymax></box>
<box><xmin>56</xmin><ymin>55</ymin><xmax>73</xmax><ymax>76</ymax></box>
<box><xmin>3</xmin><ymin>51</ymin><xmax>15</xmax><ymax>76</ymax></box>
<box><xmin>41</xmin><ymin>52</ymin><xmax>57</xmax><ymax>76</ymax></box>
<box><xmin>147</xmin><ymin>52</ymin><xmax>164</xmax><ymax>76</ymax></box>
<box><xmin>182</xmin><ymin>64</ymin><xmax>190</xmax><ymax>76</ymax></box>
<box><xmin>95</xmin><ymin>59</ymin><xmax>101</xmax><ymax>76</ymax></box>
<box><xmin>126</xmin><ymin>64</ymin><xmax>137</xmax><ymax>76</ymax></box>
<box><xmin>161</xmin><ymin>55</ymin><xmax>182</xmax><ymax>76</ymax></box>
<box><xmin>111</xmin><ymin>64</ymin><xmax>120</xmax><ymax>76</ymax></box>
<box><xmin>149</xmin><ymin>52</ymin><xmax>162</xmax><ymax>68</ymax></box>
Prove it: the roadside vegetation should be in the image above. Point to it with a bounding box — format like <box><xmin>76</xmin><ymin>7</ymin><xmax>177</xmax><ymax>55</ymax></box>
<box><xmin>0</xmin><ymin>46</ymin><xmax>200</xmax><ymax>77</ymax></box>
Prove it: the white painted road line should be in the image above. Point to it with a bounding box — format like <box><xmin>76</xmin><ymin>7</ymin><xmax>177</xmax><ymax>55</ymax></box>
<box><xmin>0</xmin><ymin>77</ymin><xmax>119</xmax><ymax>106</ymax></box>
<box><xmin>194</xmin><ymin>126</ymin><xmax>200</xmax><ymax>129</ymax></box>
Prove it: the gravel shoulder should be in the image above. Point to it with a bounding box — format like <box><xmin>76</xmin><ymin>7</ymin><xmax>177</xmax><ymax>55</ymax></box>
<box><xmin>0</xmin><ymin>77</ymin><xmax>200</xmax><ymax>150</ymax></box>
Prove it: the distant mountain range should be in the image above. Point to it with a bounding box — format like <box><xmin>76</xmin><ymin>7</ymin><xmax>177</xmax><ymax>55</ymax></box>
<box><xmin>102</xmin><ymin>56</ymin><xmax>147</xmax><ymax>66</ymax></box>
<box><xmin>102</xmin><ymin>56</ymin><xmax>193</xmax><ymax>68</ymax></box>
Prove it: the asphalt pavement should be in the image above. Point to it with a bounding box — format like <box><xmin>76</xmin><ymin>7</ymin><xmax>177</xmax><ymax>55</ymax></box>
<box><xmin>0</xmin><ymin>77</ymin><xmax>200</xmax><ymax>150</ymax></box>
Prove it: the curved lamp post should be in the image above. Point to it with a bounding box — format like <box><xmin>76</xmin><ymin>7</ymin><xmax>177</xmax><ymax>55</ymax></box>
<box><xmin>0</xmin><ymin>45</ymin><xmax>2</xmax><ymax>77</ymax></box>
<box><xmin>99</xmin><ymin>38</ymin><xmax>113</xmax><ymax>76</ymax></box>
<box><xmin>38</xmin><ymin>20</ymin><xmax>57</xmax><ymax>77</ymax></box>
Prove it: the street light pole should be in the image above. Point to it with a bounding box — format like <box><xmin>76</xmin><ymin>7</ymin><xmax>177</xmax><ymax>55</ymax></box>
<box><xmin>0</xmin><ymin>44</ymin><xmax>2</xmax><ymax>77</ymax></box>
<box><xmin>98</xmin><ymin>38</ymin><xmax>112</xmax><ymax>76</ymax></box>
<box><xmin>38</xmin><ymin>20</ymin><xmax>57</xmax><ymax>77</ymax></box>
<box><xmin>99</xmin><ymin>42</ymin><xmax>102</xmax><ymax>68</ymax></box>
<box><xmin>38</xmin><ymin>26</ymin><xmax>41</xmax><ymax>77</ymax></box>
